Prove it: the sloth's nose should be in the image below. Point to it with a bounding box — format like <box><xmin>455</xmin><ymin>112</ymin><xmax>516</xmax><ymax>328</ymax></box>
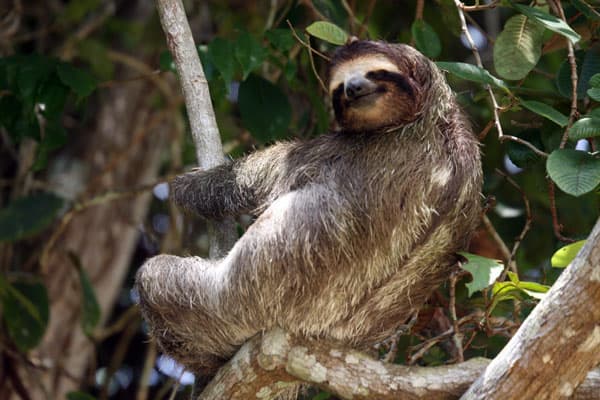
<box><xmin>344</xmin><ymin>76</ymin><xmax>377</xmax><ymax>100</ymax></box>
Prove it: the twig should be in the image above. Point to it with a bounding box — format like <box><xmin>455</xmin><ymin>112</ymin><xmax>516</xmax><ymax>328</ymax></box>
<box><xmin>155</xmin><ymin>0</ymin><xmax>238</xmax><ymax>258</ymax></box>
<box><xmin>481</xmin><ymin>215</ymin><xmax>514</xmax><ymax>276</ymax></box>
<box><xmin>494</xmin><ymin>169</ymin><xmax>532</xmax><ymax>267</ymax></box>
<box><xmin>40</xmin><ymin>179</ymin><xmax>172</xmax><ymax>271</ymax></box>
<box><xmin>286</xmin><ymin>20</ymin><xmax>328</xmax><ymax>92</ymax></box>
<box><xmin>453</xmin><ymin>0</ymin><xmax>504</xmax><ymax>138</ymax></box>
<box><xmin>550</xmin><ymin>0</ymin><xmax>579</xmax><ymax>148</ymax></box>
<box><xmin>449</xmin><ymin>269</ymin><xmax>464</xmax><ymax>362</ymax></box>
<box><xmin>136</xmin><ymin>340</ymin><xmax>157</xmax><ymax>400</ymax></box>
<box><xmin>478</xmin><ymin>120</ymin><xmax>495</xmax><ymax>140</ymax></box>
<box><xmin>93</xmin><ymin>305</ymin><xmax>140</xmax><ymax>342</ymax></box>
<box><xmin>498</xmin><ymin>135</ymin><xmax>549</xmax><ymax>158</ymax></box>
<box><xmin>548</xmin><ymin>180</ymin><xmax>576</xmax><ymax>243</ymax></box>
<box><xmin>415</xmin><ymin>0</ymin><xmax>424</xmax><ymax>20</ymax></box>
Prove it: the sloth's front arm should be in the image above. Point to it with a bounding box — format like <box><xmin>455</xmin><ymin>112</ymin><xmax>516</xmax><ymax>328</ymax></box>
<box><xmin>171</xmin><ymin>141</ymin><xmax>299</xmax><ymax>219</ymax></box>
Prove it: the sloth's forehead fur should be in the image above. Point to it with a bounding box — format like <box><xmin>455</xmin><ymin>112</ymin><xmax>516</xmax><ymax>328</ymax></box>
<box><xmin>328</xmin><ymin>54</ymin><xmax>400</xmax><ymax>94</ymax></box>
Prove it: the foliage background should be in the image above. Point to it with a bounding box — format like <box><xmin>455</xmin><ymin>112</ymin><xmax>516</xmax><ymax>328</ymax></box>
<box><xmin>0</xmin><ymin>0</ymin><xmax>599</xmax><ymax>399</ymax></box>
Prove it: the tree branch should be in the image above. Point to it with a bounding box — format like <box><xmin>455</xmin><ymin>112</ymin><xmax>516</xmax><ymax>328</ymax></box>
<box><xmin>155</xmin><ymin>0</ymin><xmax>237</xmax><ymax>257</ymax></box>
<box><xmin>461</xmin><ymin>217</ymin><xmax>600</xmax><ymax>399</ymax></box>
<box><xmin>199</xmin><ymin>328</ymin><xmax>600</xmax><ymax>400</ymax></box>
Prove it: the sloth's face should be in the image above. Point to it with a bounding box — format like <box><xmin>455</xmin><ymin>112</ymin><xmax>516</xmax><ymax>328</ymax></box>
<box><xmin>328</xmin><ymin>41</ymin><xmax>428</xmax><ymax>133</ymax></box>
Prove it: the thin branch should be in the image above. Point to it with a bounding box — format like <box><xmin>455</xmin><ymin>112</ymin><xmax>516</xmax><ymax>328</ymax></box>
<box><xmin>40</xmin><ymin>179</ymin><xmax>172</xmax><ymax>271</ymax></box>
<box><xmin>155</xmin><ymin>0</ymin><xmax>238</xmax><ymax>257</ymax></box>
<box><xmin>494</xmin><ymin>169</ymin><xmax>532</xmax><ymax>265</ymax></box>
<box><xmin>450</xmin><ymin>270</ymin><xmax>465</xmax><ymax>363</ymax></box>
<box><xmin>498</xmin><ymin>135</ymin><xmax>549</xmax><ymax>158</ymax></box>
<box><xmin>550</xmin><ymin>0</ymin><xmax>579</xmax><ymax>148</ymax></box>
<box><xmin>286</xmin><ymin>20</ymin><xmax>328</xmax><ymax>92</ymax></box>
<box><xmin>548</xmin><ymin>180</ymin><xmax>576</xmax><ymax>243</ymax></box>
<box><xmin>453</xmin><ymin>0</ymin><xmax>503</xmax><ymax>138</ymax></box>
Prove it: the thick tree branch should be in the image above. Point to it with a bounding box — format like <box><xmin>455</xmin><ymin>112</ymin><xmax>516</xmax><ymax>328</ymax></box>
<box><xmin>155</xmin><ymin>0</ymin><xmax>237</xmax><ymax>257</ymax></box>
<box><xmin>461</xmin><ymin>217</ymin><xmax>600</xmax><ymax>399</ymax></box>
<box><xmin>199</xmin><ymin>328</ymin><xmax>600</xmax><ymax>400</ymax></box>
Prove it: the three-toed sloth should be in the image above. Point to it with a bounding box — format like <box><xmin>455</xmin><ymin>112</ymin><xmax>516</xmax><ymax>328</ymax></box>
<box><xmin>136</xmin><ymin>39</ymin><xmax>482</xmax><ymax>378</ymax></box>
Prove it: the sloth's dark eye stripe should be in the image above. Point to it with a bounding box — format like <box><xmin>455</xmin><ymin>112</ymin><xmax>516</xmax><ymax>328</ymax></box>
<box><xmin>366</xmin><ymin>70</ymin><xmax>414</xmax><ymax>98</ymax></box>
<box><xmin>332</xmin><ymin>84</ymin><xmax>344</xmax><ymax>119</ymax></box>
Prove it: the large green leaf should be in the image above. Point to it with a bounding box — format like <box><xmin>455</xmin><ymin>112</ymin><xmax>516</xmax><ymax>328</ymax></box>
<box><xmin>2</xmin><ymin>281</ymin><xmax>49</xmax><ymax>352</ymax></box>
<box><xmin>458</xmin><ymin>252</ymin><xmax>504</xmax><ymax>297</ymax></box>
<box><xmin>411</xmin><ymin>20</ymin><xmax>441</xmax><ymax>59</ymax></box>
<box><xmin>306</xmin><ymin>21</ymin><xmax>348</xmax><ymax>45</ymax></box>
<box><xmin>494</xmin><ymin>15</ymin><xmax>545</xmax><ymax>80</ymax></box>
<box><xmin>0</xmin><ymin>192</ymin><xmax>64</xmax><ymax>242</ymax></box>
<box><xmin>568</xmin><ymin>117</ymin><xmax>600</xmax><ymax>140</ymax></box>
<box><xmin>520</xmin><ymin>100</ymin><xmax>568</xmax><ymax>127</ymax></box>
<box><xmin>512</xmin><ymin>3</ymin><xmax>581</xmax><ymax>44</ymax></box>
<box><xmin>266</xmin><ymin>29</ymin><xmax>295</xmax><ymax>53</ymax></box>
<box><xmin>556</xmin><ymin>47</ymin><xmax>600</xmax><ymax>100</ymax></box>
<box><xmin>207</xmin><ymin>37</ymin><xmax>236</xmax><ymax>84</ymax></box>
<box><xmin>235</xmin><ymin>32</ymin><xmax>266</xmax><ymax>80</ymax></box>
<box><xmin>551</xmin><ymin>240</ymin><xmax>586</xmax><ymax>268</ymax></box>
<box><xmin>238</xmin><ymin>74</ymin><xmax>291</xmax><ymax>142</ymax></box>
<box><xmin>436</xmin><ymin>62</ymin><xmax>509</xmax><ymax>91</ymax></box>
<box><xmin>546</xmin><ymin>149</ymin><xmax>600</xmax><ymax>196</ymax></box>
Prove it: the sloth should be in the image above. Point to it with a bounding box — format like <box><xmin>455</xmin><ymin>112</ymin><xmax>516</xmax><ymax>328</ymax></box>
<box><xmin>136</xmin><ymin>39</ymin><xmax>482</xmax><ymax>381</ymax></box>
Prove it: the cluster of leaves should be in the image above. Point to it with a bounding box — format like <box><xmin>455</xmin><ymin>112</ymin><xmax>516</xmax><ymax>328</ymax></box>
<box><xmin>0</xmin><ymin>56</ymin><xmax>101</xmax><ymax>357</ymax></box>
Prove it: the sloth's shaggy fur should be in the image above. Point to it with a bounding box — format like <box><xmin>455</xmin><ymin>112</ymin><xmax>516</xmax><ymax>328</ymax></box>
<box><xmin>136</xmin><ymin>40</ymin><xmax>482</xmax><ymax>386</ymax></box>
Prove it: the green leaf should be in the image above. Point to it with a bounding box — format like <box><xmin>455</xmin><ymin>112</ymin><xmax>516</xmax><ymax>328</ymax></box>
<box><xmin>436</xmin><ymin>62</ymin><xmax>509</xmax><ymax>91</ymax></box>
<box><xmin>520</xmin><ymin>100</ymin><xmax>568</xmax><ymax>127</ymax></box>
<box><xmin>207</xmin><ymin>37</ymin><xmax>236</xmax><ymax>84</ymax></box>
<box><xmin>570</xmin><ymin>0</ymin><xmax>600</xmax><ymax>21</ymax></box>
<box><xmin>569</xmin><ymin>117</ymin><xmax>600</xmax><ymax>140</ymax></box>
<box><xmin>556</xmin><ymin>47</ymin><xmax>600</xmax><ymax>100</ymax></box>
<box><xmin>588</xmin><ymin>72</ymin><xmax>600</xmax><ymax>100</ymax></box>
<box><xmin>37</xmin><ymin>79</ymin><xmax>69</xmax><ymax>118</ymax></box>
<box><xmin>512</xmin><ymin>3</ymin><xmax>581</xmax><ymax>44</ymax></box>
<box><xmin>77</xmin><ymin>39</ymin><xmax>114</xmax><ymax>80</ymax></box>
<box><xmin>56</xmin><ymin>62</ymin><xmax>97</xmax><ymax>99</ymax></box>
<box><xmin>588</xmin><ymin>88</ymin><xmax>600</xmax><ymax>101</ymax></box>
<box><xmin>238</xmin><ymin>75</ymin><xmax>291</xmax><ymax>142</ymax></box>
<box><xmin>435</xmin><ymin>0</ymin><xmax>462</xmax><ymax>36</ymax></box>
<box><xmin>411</xmin><ymin>20</ymin><xmax>441</xmax><ymax>59</ymax></box>
<box><xmin>494</xmin><ymin>15</ymin><xmax>545</xmax><ymax>80</ymax></box>
<box><xmin>16</xmin><ymin>55</ymin><xmax>55</xmax><ymax>99</ymax></box>
<box><xmin>311</xmin><ymin>0</ymin><xmax>348</xmax><ymax>27</ymax></box>
<box><xmin>551</xmin><ymin>240</ymin><xmax>586</xmax><ymax>267</ymax></box>
<box><xmin>305</xmin><ymin>21</ymin><xmax>348</xmax><ymax>45</ymax></box>
<box><xmin>0</xmin><ymin>192</ymin><xmax>64</xmax><ymax>242</ymax></box>
<box><xmin>266</xmin><ymin>29</ymin><xmax>295</xmax><ymax>52</ymax></box>
<box><xmin>546</xmin><ymin>149</ymin><xmax>600</xmax><ymax>196</ymax></box>
<box><xmin>67</xmin><ymin>391</ymin><xmax>97</xmax><ymax>400</ymax></box>
<box><xmin>69</xmin><ymin>253</ymin><xmax>101</xmax><ymax>336</ymax></box>
<box><xmin>589</xmin><ymin>73</ymin><xmax>600</xmax><ymax>88</ymax></box>
<box><xmin>235</xmin><ymin>32</ymin><xmax>266</xmax><ymax>80</ymax></box>
<box><xmin>159</xmin><ymin>50</ymin><xmax>176</xmax><ymax>73</ymax></box>
<box><xmin>458</xmin><ymin>252</ymin><xmax>504</xmax><ymax>297</ymax></box>
<box><xmin>312</xmin><ymin>392</ymin><xmax>332</xmax><ymax>400</ymax></box>
<box><xmin>2</xmin><ymin>281</ymin><xmax>49</xmax><ymax>352</ymax></box>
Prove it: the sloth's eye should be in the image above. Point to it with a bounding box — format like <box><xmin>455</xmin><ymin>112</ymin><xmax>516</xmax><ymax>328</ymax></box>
<box><xmin>366</xmin><ymin>70</ymin><xmax>414</xmax><ymax>98</ymax></box>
